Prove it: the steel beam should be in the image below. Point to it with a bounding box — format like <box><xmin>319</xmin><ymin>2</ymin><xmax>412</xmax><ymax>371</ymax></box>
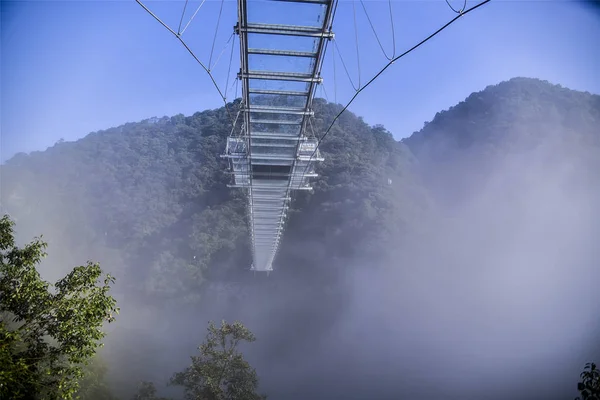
<box><xmin>270</xmin><ymin>0</ymin><xmax>329</xmax><ymax>4</ymax></box>
<box><xmin>237</xmin><ymin>23</ymin><xmax>334</xmax><ymax>39</ymax></box>
<box><xmin>250</xmin><ymin>119</ymin><xmax>301</xmax><ymax>125</ymax></box>
<box><xmin>248</xmin><ymin>48</ymin><xmax>318</xmax><ymax>58</ymax></box>
<box><xmin>250</xmin><ymin>133</ymin><xmax>306</xmax><ymax>140</ymax></box>
<box><xmin>249</xmin><ymin>89</ymin><xmax>309</xmax><ymax>96</ymax></box>
<box><xmin>247</xmin><ymin>106</ymin><xmax>314</xmax><ymax>115</ymax></box>
<box><xmin>240</xmin><ymin>71</ymin><xmax>323</xmax><ymax>83</ymax></box>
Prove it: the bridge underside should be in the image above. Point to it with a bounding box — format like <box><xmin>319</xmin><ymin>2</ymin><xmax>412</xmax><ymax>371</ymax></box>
<box><xmin>224</xmin><ymin>0</ymin><xmax>335</xmax><ymax>272</ymax></box>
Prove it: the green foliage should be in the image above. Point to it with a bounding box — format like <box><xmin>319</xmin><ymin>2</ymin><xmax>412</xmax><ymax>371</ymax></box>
<box><xmin>132</xmin><ymin>381</ymin><xmax>170</xmax><ymax>400</ymax></box>
<box><xmin>76</xmin><ymin>355</ymin><xmax>118</xmax><ymax>400</ymax></box>
<box><xmin>404</xmin><ymin>77</ymin><xmax>600</xmax><ymax>156</ymax></box>
<box><xmin>0</xmin><ymin>321</ymin><xmax>33</xmax><ymax>398</ymax></box>
<box><xmin>401</xmin><ymin>77</ymin><xmax>600</xmax><ymax>209</ymax></box>
<box><xmin>577</xmin><ymin>363</ymin><xmax>600</xmax><ymax>400</ymax></box>
<box><xmin>0</xmin><ymin>215</ymin><xmax>119</xmax><ymax>400</ymax></box>
<box><xmin>170</xmin><ymin>321</ymin><xmax>266</xmax><ymax>400</ymax></box>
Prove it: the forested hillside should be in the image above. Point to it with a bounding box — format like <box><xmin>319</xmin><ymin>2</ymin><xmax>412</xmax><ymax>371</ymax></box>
<box><xmin>1</xmin><ymin>97</ymin><xmax>428</xmax><ymax>300</ymax></box>
<box><xmin>1</xmin><ymin>77</ymin><xmax>599</xmax><ymax>399</ymax></box>
<box><xmin>404</xmin><ymin>77</ymin><xmax>600</xmax><ymax>208</ymax></box>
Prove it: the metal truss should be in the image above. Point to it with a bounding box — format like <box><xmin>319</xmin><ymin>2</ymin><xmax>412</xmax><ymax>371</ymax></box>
<box><xmin>222</xmin><ymin>0</ymin><xmax>336</xmax><ymax>272</ymax></box>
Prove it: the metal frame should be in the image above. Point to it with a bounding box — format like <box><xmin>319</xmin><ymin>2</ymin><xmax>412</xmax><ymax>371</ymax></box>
<box><xmin>223</xmin><ymin>0</ymin><xmax>337</xmax><ymax>272</ymax></box>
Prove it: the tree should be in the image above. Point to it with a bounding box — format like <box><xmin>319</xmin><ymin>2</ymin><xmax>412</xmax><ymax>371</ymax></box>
<box><xmin>76</xmin><ymin>355</ymin><xmax>119</xmax><ymax>400</ymax></box>
<box><xmin>0</xmin><ymin>215</ymin><xmax>119</xmax><ymax>400</ymax></box>
<box><xmin>132</xmin><ymin>381</ymin><xmax>171</xmax><ymax>400</ymax></box>
<box><xmin>170</xmin><ymin>320</ymin><xmax>266</xmax><ymax>400</ymax></box>
<box><xmin>577</xmin><ymin>363</ymin><xmax>600</xmax><ymax>400</ymax></box>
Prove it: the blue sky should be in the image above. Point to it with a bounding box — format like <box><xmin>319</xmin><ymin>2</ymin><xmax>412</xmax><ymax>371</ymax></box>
<box><xmin>1</xmin><ymin>0</ymin><xmax>599</xmax><ymax>162</ymax></box>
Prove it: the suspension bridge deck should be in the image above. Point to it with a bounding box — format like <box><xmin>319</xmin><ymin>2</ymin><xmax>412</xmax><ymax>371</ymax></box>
<box><xmin>223</xmin><ymin>0</ymin><xmax>336</xmax><ymax>272</ymax></box>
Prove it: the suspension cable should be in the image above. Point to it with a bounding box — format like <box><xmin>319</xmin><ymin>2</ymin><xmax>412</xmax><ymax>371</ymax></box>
<box><xmin>224</xmin><ymin>34</ymin><xmax>236</xmax><ymax>101</ymax></box>
<box><xmin>333</xmin><ymin>39</ymin><xmax>359</xmax><ymax>91</ymax></box>
<box><xmin>177</xmin><ymin>0</ymin><xmax>189</xmax><ymax>35</ymax></box>
<box><xmin>211</xmin><ymin>33</ymin><xmax>235</xmax><ymax>71</ymax></box>
<box><xmin>359</xmin><ymin>0</ymin><xmax>396</xmax><ymax>60</ymax></box>
<box><xmin>332</xmin><ymin>41</ymin><xmax>338</xmax><ymax>103</ymax></box>
<box><xmin>180</xmin><ymin>0</ymin><xmax>207</xmax><ymax>36</ymax></box>
<box><xmin>445</xmin><ymin>0</ymin><xmax>468</xmax><ymax>14</ymax></box>
<box><xmin>208</xmin><ymin>0</ymin><xmax>226</xmax><ymax>70</ymax></box>
<box><xmin>136</xmin><ymin>0</ymin><xmax>234</xmax><ymax>124</ymax></box>
<box><xmin>299</xmin><ymin>0</ymin><xmax>492</xmax><ymax>179</ymax></box>
<box><xmin>352</xmin><ymin>0</ymin><xmax>362</xmax><ymax>88</ymax></box>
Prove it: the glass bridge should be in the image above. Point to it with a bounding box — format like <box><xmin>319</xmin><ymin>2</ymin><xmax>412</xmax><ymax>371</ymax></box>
<box><xmin>222</xmin><ymin>0</ymin><xmax>337</xmax><ymax>272</ymax></box>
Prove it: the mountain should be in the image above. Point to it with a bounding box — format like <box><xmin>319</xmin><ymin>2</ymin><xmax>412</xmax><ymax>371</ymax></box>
<box><xmin>1</xmin><ymin>77</ymin><xmax>599</xmax><ymax>400</ymax></box>
<box><xmin>404</xmin><ymin>77</ymin><xmax>600</xmax><ymax>209</ymax></box>
<box><xmin>1</xmin><ymin>98</ymin><xmax>427</xmax><ymax>294</ymax></box>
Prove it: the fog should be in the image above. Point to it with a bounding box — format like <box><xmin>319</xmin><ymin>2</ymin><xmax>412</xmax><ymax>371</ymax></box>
<box><xmin>82</xmin><ymin>127</ymin><xmax>600</xmax><ymax>400</ymax></box>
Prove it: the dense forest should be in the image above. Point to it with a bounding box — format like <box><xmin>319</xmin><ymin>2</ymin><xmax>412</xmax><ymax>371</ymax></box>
<box><xmin>1</xmin><ymin>77</ymin><xmax>599</xmax><ymax>399</ymax></box>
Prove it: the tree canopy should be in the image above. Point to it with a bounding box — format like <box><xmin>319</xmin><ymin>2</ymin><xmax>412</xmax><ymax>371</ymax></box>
<box><xmin>577</xmin><ymin>363</ymin><xmax>600</xmax><ymax>400</ymax></box>
<box><xmin>170</xmin><ymin>321</ymin><xmax>265</xmax><ymax>400</ymax></box>
<box><xmin>0</xmin><ymin>215</ymin><xmax>119</xmax><ymax>400</ymax></box>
